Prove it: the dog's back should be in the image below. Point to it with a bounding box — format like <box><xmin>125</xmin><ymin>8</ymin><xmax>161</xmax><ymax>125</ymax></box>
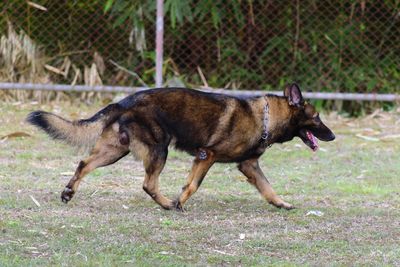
<box><xmin>117</xmin><ymin>88</ymin><xmax>265</xmax><ymax>161</ymax></box>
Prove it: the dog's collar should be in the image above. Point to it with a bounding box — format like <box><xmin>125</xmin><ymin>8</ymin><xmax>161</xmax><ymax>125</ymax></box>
<box><xmin>261</xmin><ymin>98</ymin><xmax>270</xmax><ymax>143</ymax></box>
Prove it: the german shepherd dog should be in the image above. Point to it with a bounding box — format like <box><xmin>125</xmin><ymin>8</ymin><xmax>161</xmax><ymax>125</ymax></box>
<box><xmin>27</xmin><ymin>83</ymin><xmax>335</xmax><ymax>211</ymax></box>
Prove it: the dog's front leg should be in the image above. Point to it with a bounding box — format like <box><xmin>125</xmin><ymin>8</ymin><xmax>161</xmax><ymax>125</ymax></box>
<box><xmin>173</xmin><ymin>149</ymin><xmax>215</xmax><ymax>211</ymax></box>
<box><xmin>238</xmin><ymin>159</ymin><xmax>294</xmax><ymax>210</ymax></box>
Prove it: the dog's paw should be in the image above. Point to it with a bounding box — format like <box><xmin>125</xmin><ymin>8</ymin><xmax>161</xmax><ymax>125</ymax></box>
<box><xmin>171</xmin><ymin>200</ymin><xmax>185</xmax><ymax>212</ymax></box>
<box><xmin>280</xmin><ymin>202</ymin><xmax>295</xmax><ymax>210</ymax></box>
<box><xmin>61</xmin><ymin>187</ymin><xmax>74</xmax><ymax>204</ymax></box>
<box><xmin>270</xmin><ymin>200</ymin><xmax>294</xmax><ymax>210</ymax></box>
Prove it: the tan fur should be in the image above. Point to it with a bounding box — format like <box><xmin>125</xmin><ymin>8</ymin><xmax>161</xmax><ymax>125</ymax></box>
<box><xmin>208</xmin><ymin>97</ymin><xmax>266</xmax><ymax>161</ymax></box>
<box><xmin>238</xmin><ymin>159</ymin><xmax>292</xmax><ymax>209</ymax></box>
<box><xmin>177</xmin><ymin>149</ymin><xmax>215</xmax><ymax>208</ymax></box>
<box><xmin>206</xmin><ymin>99</ymin><xmax>236</xmax><ymax>147</ymax></box>
<box><xmin>130</xmin><ymin>139</ymin><xmax>150</xmax><ymax>162</ymax></box>
<box><xmin>44</xmin><ymin>113</ymin><xmax>104</xmax><ymax>149</ymax></box>
<box><xmin>266</xmin><ymin>96</ymin><xmax>292</xmax><ymax>132</ymax></box>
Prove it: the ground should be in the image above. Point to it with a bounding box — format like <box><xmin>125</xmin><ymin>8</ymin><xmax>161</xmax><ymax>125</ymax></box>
<box><xmin>0</xmin><ymin>101</ymin><xmax>399</xmax><ymax>266</ymax></box>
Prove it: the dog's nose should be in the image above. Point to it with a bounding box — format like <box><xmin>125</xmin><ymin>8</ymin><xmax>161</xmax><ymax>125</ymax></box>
<box><xmin>329</xmin><ymin>133</ymin><xmax>336</xmax><ymax>141</ymax></box>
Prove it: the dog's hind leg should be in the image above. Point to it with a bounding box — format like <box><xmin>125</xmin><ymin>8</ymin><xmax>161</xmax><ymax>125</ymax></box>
<box><xmin>238</xmin><ymin>159</ymin><xmax>293</xmax><ymax>210</ymax></box>
<box><xmin>61</xmin><ymin>127</ymin><xmax>129</xmax><ymax>203</ymax></box>
<box><xmin>141</xmin><ymin>147</ymin><xmax>174</xmax><ymax>209</ymax></box>
<box><xmin>173</xmin><ymin>149</ymin><xmax>215</xmax><ymax>211</ymax></box>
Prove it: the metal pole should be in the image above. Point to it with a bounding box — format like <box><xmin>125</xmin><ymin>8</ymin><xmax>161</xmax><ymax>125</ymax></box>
<box><xmin>155</xmin><ymin>0</ymin><xmax>164</xmax><ymax>87</ymax></box>
<box><xmin>1</xmin><ymin>82</ymin><xmax>400</xmax><ymax>102</ymax></box>
<box><xmin>0</xmin><ymin>83</ymin><xmax>147</xmax><ymax>93</ymax></box>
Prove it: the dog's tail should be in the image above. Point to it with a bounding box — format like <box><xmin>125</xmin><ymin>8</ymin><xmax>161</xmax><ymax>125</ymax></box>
<box><xmin>27</xmin><ymin>103</ymin><xmax>124</xmax><ymax>149</ymax></box>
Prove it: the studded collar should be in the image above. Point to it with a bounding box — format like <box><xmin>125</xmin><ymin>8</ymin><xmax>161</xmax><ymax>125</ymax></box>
<box><xmin>260</xmin><ymin>97</ymin><xmax>271</xmax><ymax>148</ymax></box>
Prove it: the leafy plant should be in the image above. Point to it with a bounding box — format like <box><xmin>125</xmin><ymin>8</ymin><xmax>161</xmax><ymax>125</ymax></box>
<box><xmin>1</xmin><ymin>0</ymin><xmax>399</xmax><ymax>113</ymax></box>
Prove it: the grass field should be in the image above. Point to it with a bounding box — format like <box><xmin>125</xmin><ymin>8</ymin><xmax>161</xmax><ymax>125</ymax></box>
<box><xmin>1</xmin><ymin>101</ymin><xmax>399</xmax><ymax>266</ymax></box>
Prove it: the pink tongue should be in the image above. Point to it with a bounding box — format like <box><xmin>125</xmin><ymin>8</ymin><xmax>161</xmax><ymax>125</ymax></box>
<box><xmin>307</xmin><ymin>131</ymin><xmax>319</xmax><ymax>151</ymax></box>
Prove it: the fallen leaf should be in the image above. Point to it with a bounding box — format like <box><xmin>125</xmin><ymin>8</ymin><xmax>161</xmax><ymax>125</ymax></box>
<box><xmin>159</xmin><ymin>251</ymin><xmax>173</xmax><ymax>255</ymax></box>
<box><xmin>381</xmin><ymin>134</ymin><xmax>400</xmax><ymax>140</ymax></box>
<box><xmin>1</xmin><ymin>132</ymin><xmax>31</xmax><ymax>140</ymax></box>
<box><xmin>27</xmin><ymin>1</ymin><xmax>48</xmax><ymax>11</ymax></box>
<box><xmin>360</xmin><ymin>128</ymin><xmax>381</xmax><ymax>135</ymax></box>
<box><xmin>44</xmin><ymin>64</ymin><xmax>64</xmax><ymax>75</ymax></box>
<box><xmin>60</xmin><ymin>172</ymin><xmax>75</xmax><ymax>176</ymax></box>
<box><xmin>29</xmin><ymin>195</ymin><xmax>41</xmax><ymax>207</ymax></box>
<box><xmin>365</xmin><ymin>109</ymin><xmax>381</xmax><ymax>119</ymax></box>
<box><xmin>69</xmin><ymin>112</ymin><xmax>79</xmax><ymax>120</ymax></box>
<box><xmin>306</xmin><ymin>210</ymin><xmax>324</xmax><ymax>217</ymax></box>
<box><xmin>213</xmin><ymin>249</ymin><xmax>235</xmax><ymax>256</ymax></box>
<box><xmin>355</xmin><ymin>134</ymin><xmax>380</xmax><ymax>142</ymax></box>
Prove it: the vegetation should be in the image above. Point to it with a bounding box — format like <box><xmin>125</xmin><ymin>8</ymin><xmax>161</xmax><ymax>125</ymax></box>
<box><xmin>1</xmin><ymin>1</ymin><xmax>398</xmax><ymax>90</ymax></box>
<box><xmin>0</xmin><ymin>1</ymin><xmax>399</xmax><ymax>113</ymax></box>
<box><xmin>1</xmin><ymin>102</ymin><xmax>400</xmax><ymax>265</ymax></box>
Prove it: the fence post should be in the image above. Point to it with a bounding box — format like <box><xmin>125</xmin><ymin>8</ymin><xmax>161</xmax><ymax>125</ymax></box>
<box><xmin>155</xmin><ymin>0</ymin><xmax>164</xmax><ymax>87</ymax></box>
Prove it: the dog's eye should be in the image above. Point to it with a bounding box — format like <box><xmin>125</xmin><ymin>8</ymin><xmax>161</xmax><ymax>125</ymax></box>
<box><xmin>313</xmin><ymin>115</ymin><xmax>321</xmax><ymax>124</ymax></box>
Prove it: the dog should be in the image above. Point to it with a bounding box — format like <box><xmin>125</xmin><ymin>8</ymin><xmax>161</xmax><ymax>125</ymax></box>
<box><xmin>27</xmin><ymin>83</ymin><xmax>335</xmax><ymax>211</ymax></box>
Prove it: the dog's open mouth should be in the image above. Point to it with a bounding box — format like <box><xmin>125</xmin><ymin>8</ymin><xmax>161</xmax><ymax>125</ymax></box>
<box><xmin>306</xmin><ymin>130</ymin><xmax>319</xmax><ymax>151</ymax></box>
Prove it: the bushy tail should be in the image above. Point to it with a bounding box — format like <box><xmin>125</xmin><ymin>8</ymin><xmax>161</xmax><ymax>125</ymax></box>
<box><xmin>27</xmin><ymin>103</ymin><xmax>124</xmax><ymax>149</ymax></box>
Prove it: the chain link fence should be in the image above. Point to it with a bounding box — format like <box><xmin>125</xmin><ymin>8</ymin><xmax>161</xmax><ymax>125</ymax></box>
<box><xmin>1</xmin><ymin>0</ymin><xmax>399</xmax><ymax>93</ymax></box>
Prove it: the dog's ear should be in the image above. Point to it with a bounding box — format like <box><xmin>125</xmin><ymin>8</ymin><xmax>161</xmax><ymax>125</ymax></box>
<box><xmin>284</xmin><ymin>83</ymin><xmax>304</xmax><ymax>107</ymax></box>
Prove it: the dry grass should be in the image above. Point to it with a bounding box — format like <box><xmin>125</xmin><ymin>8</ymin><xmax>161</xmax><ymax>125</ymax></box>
<box><xmin>0</xmin><ymin>102</ymin><xmax>399</xmax><ymax>266</ymax></box>
<box><xmin>0</xmin><ymin>22</ymin><xmax>106</xmax><ymax>103</ymax></box>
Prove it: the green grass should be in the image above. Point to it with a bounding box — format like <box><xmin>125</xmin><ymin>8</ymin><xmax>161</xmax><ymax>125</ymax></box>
<box><xmin>1</xmin><ymin>102</ymin><xmax>399</xmax><ymax>266</ymax></box>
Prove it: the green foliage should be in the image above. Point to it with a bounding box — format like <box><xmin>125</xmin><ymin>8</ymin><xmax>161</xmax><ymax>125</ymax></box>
<box><xmin>164</xmin><ymin>0</ymin><xmax>193</xmax><ymax>28</ymax></box>
<box><xmin>1</xmin><ymin>0</ymin><xmax>399</xmax><ymax>112</ymax></box>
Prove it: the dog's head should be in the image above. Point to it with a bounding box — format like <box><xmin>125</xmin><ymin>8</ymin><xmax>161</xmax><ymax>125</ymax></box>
<box><xmin>283</xmin><ymin>83</ymin><xmax>335</xmax><ymax>151</ymax></box>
